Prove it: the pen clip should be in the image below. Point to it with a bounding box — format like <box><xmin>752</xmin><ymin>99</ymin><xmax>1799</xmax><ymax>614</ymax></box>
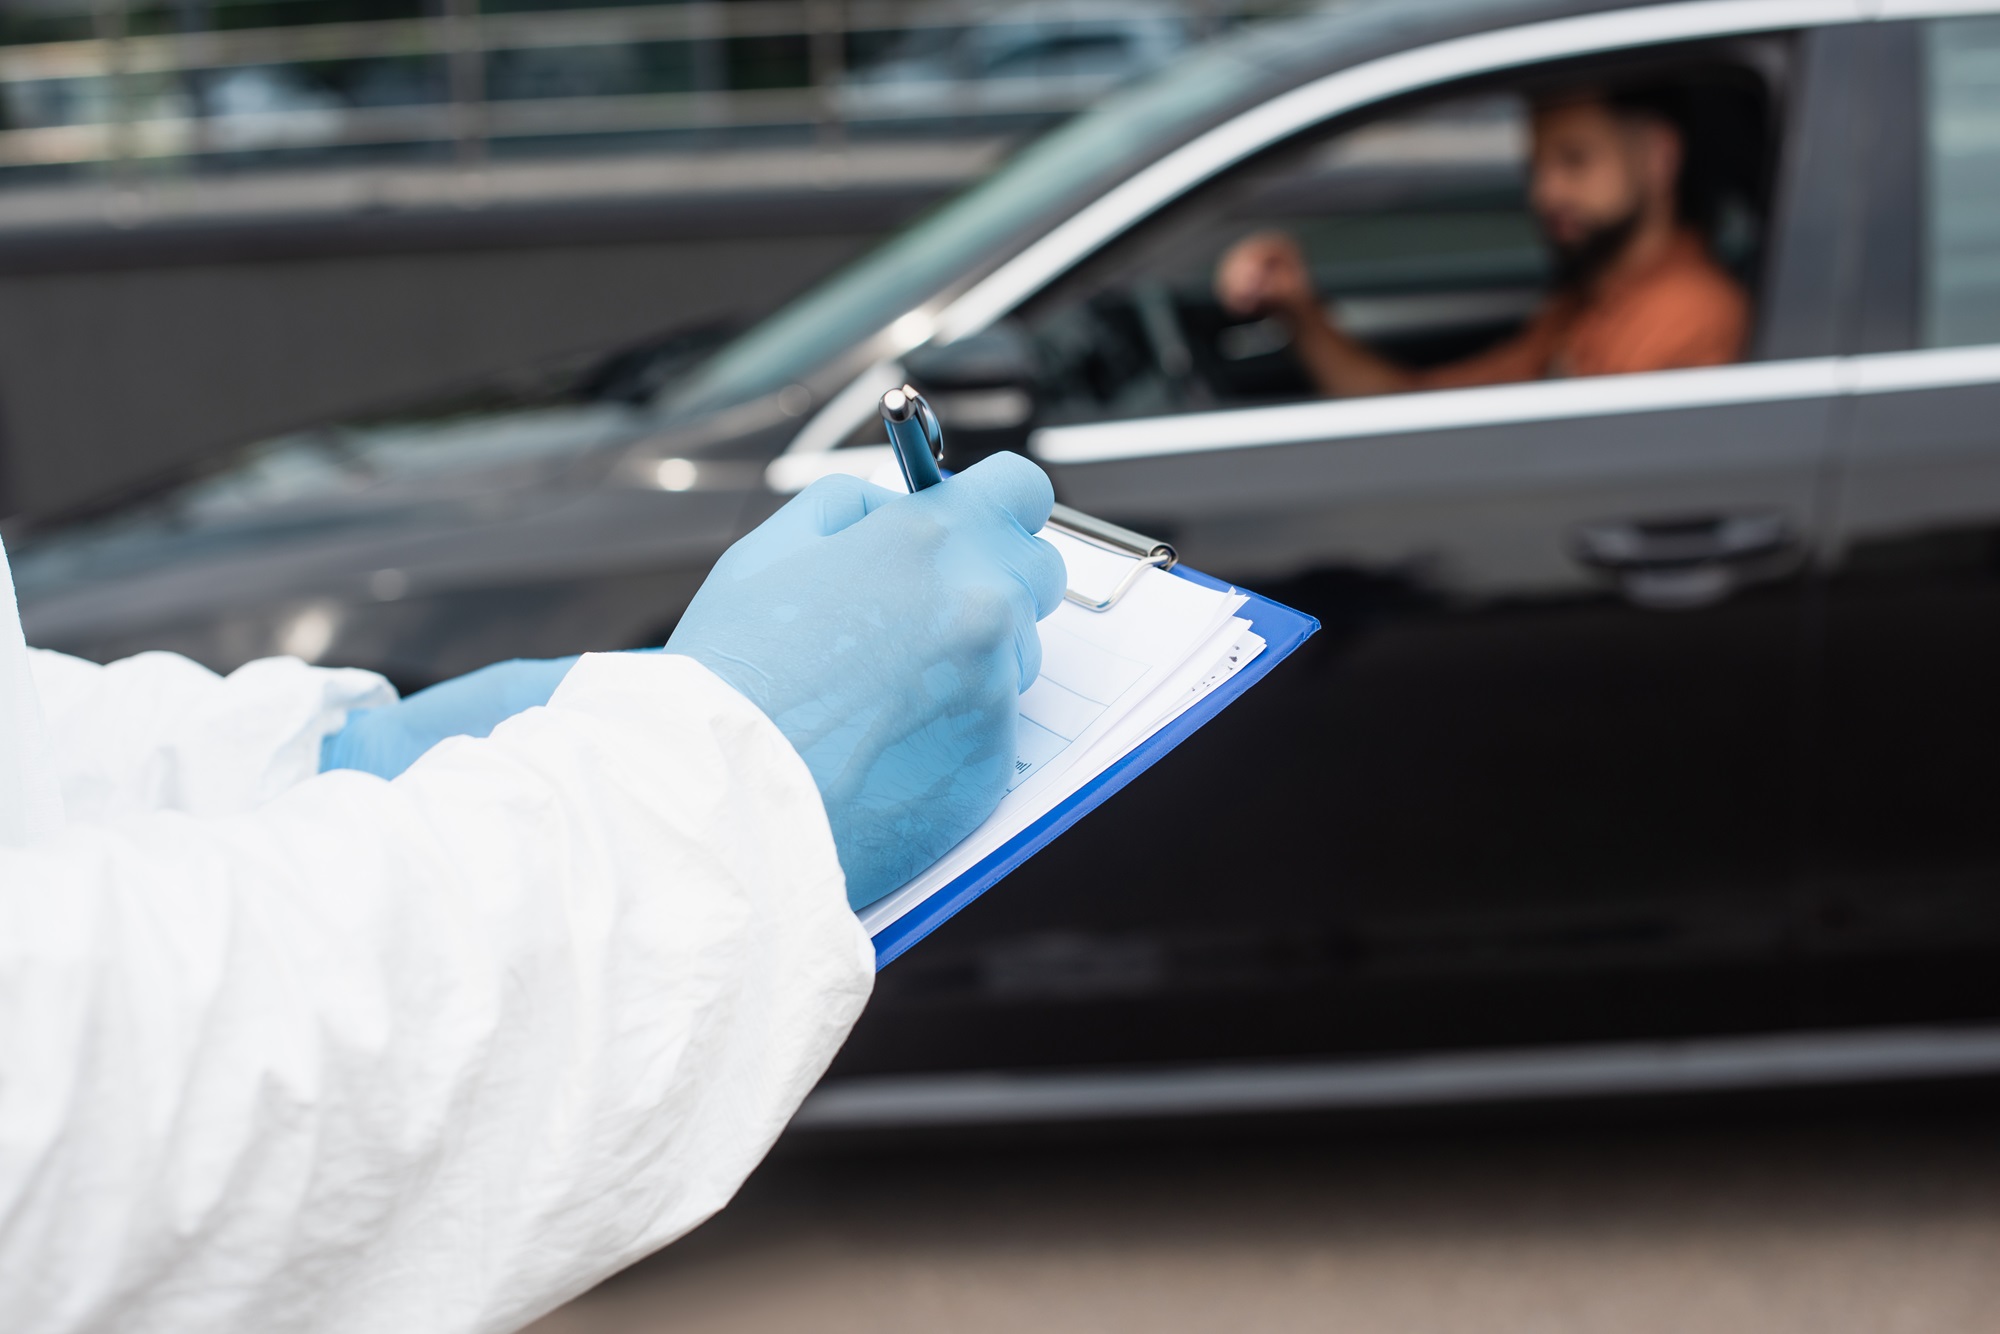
<box><xmin>902</xmin><ymin>385</ymin><xmax>943</xmax><ymax>463</ymax></box>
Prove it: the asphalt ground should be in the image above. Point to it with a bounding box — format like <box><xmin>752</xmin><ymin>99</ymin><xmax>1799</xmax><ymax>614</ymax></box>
<box><xmin>528</xmin><ymin>1082</ymin><xmax>2000</xmax><ymax>1334</ymax></box>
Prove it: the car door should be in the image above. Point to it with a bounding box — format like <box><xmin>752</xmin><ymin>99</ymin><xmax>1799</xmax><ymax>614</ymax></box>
<box><xmin>1799</xmin><ymin>12</ymin><xmax>2000</xmax><ymax>1027</ymax></box>
<box><xmin>835</xmin><ymin>25</ymin><xmax>1867</xmax><ymax>1078</ymax></box>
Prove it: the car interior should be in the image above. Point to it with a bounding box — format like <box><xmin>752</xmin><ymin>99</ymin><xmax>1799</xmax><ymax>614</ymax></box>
<box><xmin>1001</xmin><ymin>41</ymin><xmax>1787</xmax><ymax>430</ymax></box>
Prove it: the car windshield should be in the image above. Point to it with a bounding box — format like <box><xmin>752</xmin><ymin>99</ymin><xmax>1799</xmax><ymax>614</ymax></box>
<box><xmin>658</xmin><ymin>41</ymin><xmax>1270</xmax><ymax>421</ymax></box>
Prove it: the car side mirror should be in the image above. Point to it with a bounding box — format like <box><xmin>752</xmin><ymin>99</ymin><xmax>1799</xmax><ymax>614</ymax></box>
<box><xmin>902</xmin><ymin>324</ymin><xmax>1039</xmax><ymax>468</ymax></box>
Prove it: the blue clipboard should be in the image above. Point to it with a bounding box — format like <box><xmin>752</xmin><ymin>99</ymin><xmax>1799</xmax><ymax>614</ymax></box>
<box><xmin>870</xmin><ymin>565</ymin><xmax>1319</xmax><ymax>968</ymax></box>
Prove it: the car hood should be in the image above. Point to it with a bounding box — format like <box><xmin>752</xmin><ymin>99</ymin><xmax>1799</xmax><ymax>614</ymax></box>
<box><xmin>9</xmin><ymin>394</ymin><xmax>656</xmax><ymax>600</ymax></box>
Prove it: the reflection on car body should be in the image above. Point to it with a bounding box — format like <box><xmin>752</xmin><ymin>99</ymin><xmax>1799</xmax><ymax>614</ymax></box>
<box><xmin>17</xmin><ymin>0</ymin><xmax>2000</xmax><ymax>1118</ymax></box>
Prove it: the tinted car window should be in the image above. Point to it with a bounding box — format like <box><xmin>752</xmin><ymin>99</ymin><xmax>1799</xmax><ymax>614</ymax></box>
<box><xmin>1012</xmin><ymin>93</ymin><xmax>1539</xmax><ymax>424</ymax></box>
<box><xmin>1010</xmin><ymin>51</ymin><xmax>1776</xmax><ymax>426</ymax></box>
<box><xmin>1925</xmin><ymin>17</ymin><xmax>2000</xmax><ymax>348</ymax></box>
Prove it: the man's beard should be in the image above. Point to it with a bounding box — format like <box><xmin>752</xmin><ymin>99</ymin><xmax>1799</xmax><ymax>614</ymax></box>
<box><xmin>1546</xmin><ymin>205</ymin><xmax>1643</xmax><ymax>292</ymax></box>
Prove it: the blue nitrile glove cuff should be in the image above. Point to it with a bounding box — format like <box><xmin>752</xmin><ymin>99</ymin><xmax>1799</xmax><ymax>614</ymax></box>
<box><xmin>321</xmin><ymin>655</ymin><xmax>583</xmax><ymax>781</ymax></box>
<box><xmin>668</xmin><ymin>452</ymin><xmax>1066</xmax><ymax>910</ymax></box>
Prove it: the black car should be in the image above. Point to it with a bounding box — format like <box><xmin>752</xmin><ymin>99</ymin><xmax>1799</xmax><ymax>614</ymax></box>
<box><xmin>17</xmin><ymin>0</ymin><xmax>2000</xmax><ymax>1122</ymax></box>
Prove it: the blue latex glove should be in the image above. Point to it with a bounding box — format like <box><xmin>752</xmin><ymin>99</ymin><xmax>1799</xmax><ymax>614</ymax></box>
<box><xmin>321</xmin><ymin>655</ymin><xmax>582</xmax><ymax>781</ymax></box>
<box><xmin>667</xmin><ymin>452</ymin><xmax>1067</xmax><ymax>909</ymax></box>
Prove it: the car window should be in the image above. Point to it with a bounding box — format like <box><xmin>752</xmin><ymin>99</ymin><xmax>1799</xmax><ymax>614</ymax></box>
<box><xmin>1017</xmin><ymin>93</ymin><xmax>1542</xmax><ymax>424</ymax></box>
<box><xmin>1003</xmin><ymin>54</ymin><xmax>1777</xmax><ymax>427</ymax></box>
<box><xmin>1923</xmin><ymin>17</ymin><xmax>2000</xmax><ymax>349</ymax></box>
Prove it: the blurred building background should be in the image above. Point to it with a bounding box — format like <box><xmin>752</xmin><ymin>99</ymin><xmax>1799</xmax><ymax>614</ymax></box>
<box><xmin>0</xmin><ymin>0</ymin><xmax>1306</xmax><ymax>521</ymax></box>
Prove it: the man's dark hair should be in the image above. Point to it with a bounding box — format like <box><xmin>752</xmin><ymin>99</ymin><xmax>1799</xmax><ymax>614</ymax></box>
<box><xmin>1603</xmin><ymin>82</ymin><xmax>1689</xmax><ymax>131</ymax></box>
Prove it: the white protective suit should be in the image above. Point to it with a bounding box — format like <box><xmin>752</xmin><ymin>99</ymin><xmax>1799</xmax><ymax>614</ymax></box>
<box><xmin>0</xmin><ymin>536</ymin><xmax>875</xmax><ymax>1332</ymax></box>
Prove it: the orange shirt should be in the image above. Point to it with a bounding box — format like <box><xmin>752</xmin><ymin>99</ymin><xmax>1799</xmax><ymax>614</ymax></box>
<box><xmin>1418</xmin><ymin>230</ymin><xmax>1749</xmax><ymax>390</ymax></box>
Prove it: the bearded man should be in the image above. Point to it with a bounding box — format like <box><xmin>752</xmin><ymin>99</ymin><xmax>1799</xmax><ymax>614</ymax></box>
<box><xmin>1214</xmin><ymin>84</ymin><xmax>1749</xmax><ymax>395</ymax></box>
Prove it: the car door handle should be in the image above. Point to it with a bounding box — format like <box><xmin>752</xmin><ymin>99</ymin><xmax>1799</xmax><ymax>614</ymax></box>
<box><xmin>1570</xmin><ymin>512</ymin><xmax>1796</xmax><ymax>611</ymax></box>
<box><xmin>1572</xmin><ymin>512</ymin><xmax>1792</xmax><ymax>569</ymax></box>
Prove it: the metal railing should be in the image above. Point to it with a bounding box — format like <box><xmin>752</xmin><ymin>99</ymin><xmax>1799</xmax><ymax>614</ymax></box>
<box><xmin>0</xmin><ymin>1</ymin><xmax>1309</xmax><ymax>173</ymax></box>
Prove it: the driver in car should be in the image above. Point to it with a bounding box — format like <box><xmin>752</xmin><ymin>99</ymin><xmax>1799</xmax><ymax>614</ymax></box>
<box><xmin>1214</xmin><ymin>83</ymin><xmax>1749</xmax><ymax>395</ymax></box>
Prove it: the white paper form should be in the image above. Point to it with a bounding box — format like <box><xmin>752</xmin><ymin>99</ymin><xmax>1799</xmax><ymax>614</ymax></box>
<box><xmin>1091</xmin><ymin>623</ymin><xmax>1268</xmax><ymax>768</ymax></box>
<box><xmin>1011</xmin><ymin>624</ymin><xmax>1148</xmax><ymax>789</ymax></box>
<box><xmin>858</xmin><ymin>530</ymin><xmax>1258</xmax><ymax>935</ymax></box>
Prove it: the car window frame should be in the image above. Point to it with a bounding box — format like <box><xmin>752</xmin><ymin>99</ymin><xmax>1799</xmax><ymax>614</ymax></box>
<box><xmin>1029</xmin><ymin>17</ymin><xmax>1865</xmax><ymax>468</ymax></box>
<box><xmin>1850</xmin><ymin>19</ymin><xmax>1924</xmax><ymax>355</ymax></box>
<box><xmin>770</xmin><ymin>0</ymin><xmax>2000</xmax><ymax>493</ymax></box>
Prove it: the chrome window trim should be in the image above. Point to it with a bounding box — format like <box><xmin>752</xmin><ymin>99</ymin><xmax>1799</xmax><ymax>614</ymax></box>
<box><xmin>1025</xmin><ymin>344</ymin><xmax>2000</xmax><ymax>465</ymax></box>
<box><xmin>775</xmin><ymin>0</ymin><xmax>2000</xmax><ymax>484</ymax></box>
<box><xmin>1030</xmin><ymin>359</ymin><xmax>1845</xmax><ymax>464</ymax></box>
<box><xmin>1876</xmin><ymin>0</ymin><xmax>2000</xmax><ymax>16</ymax></box>
<box><xmin>1846</xmin><ymin>343</ymin><xmax>2000</xmax><ymax>395</ymax></box>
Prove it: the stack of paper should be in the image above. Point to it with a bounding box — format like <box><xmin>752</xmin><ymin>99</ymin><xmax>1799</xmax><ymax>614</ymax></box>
<box><xmin>858</xmin><ymin>528</ymin><xmax>1267</xmax><ymax>937</ymax></box>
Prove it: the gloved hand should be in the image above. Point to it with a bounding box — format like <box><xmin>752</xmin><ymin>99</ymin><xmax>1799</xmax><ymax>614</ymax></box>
<box><xmin>668</xmin><ymin>452</ymin><xmax>1067</xmax><ymax>909</ymax></box>
<box><xmin>321</xmin><ymin>656</ymin><xmax>581</xmax><ymax>781</ymax></box>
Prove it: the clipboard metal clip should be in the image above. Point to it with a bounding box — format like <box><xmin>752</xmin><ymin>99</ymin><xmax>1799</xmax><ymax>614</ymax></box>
<box><xmin>1046</xmin><ymin>502</ymin><xmax>1178</xmax><ymax>613</ymax></box>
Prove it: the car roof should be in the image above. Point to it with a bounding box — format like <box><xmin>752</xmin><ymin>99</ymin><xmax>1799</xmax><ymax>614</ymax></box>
<box><xmin>1212</xmin><ymin>0</ymin><xmax>1687</xmax><ymax>102</ymax></box>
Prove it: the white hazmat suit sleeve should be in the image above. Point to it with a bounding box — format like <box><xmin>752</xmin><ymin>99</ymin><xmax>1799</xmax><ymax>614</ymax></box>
<box><xmin>26</xmin><ymin>647</ymin><xmax>396</xmax><ymax>823</ymax></box>
<box><xmin>0</xmin><ymin>650</ymin><xmax>875</xmax><ymax>1334</ymax></box>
